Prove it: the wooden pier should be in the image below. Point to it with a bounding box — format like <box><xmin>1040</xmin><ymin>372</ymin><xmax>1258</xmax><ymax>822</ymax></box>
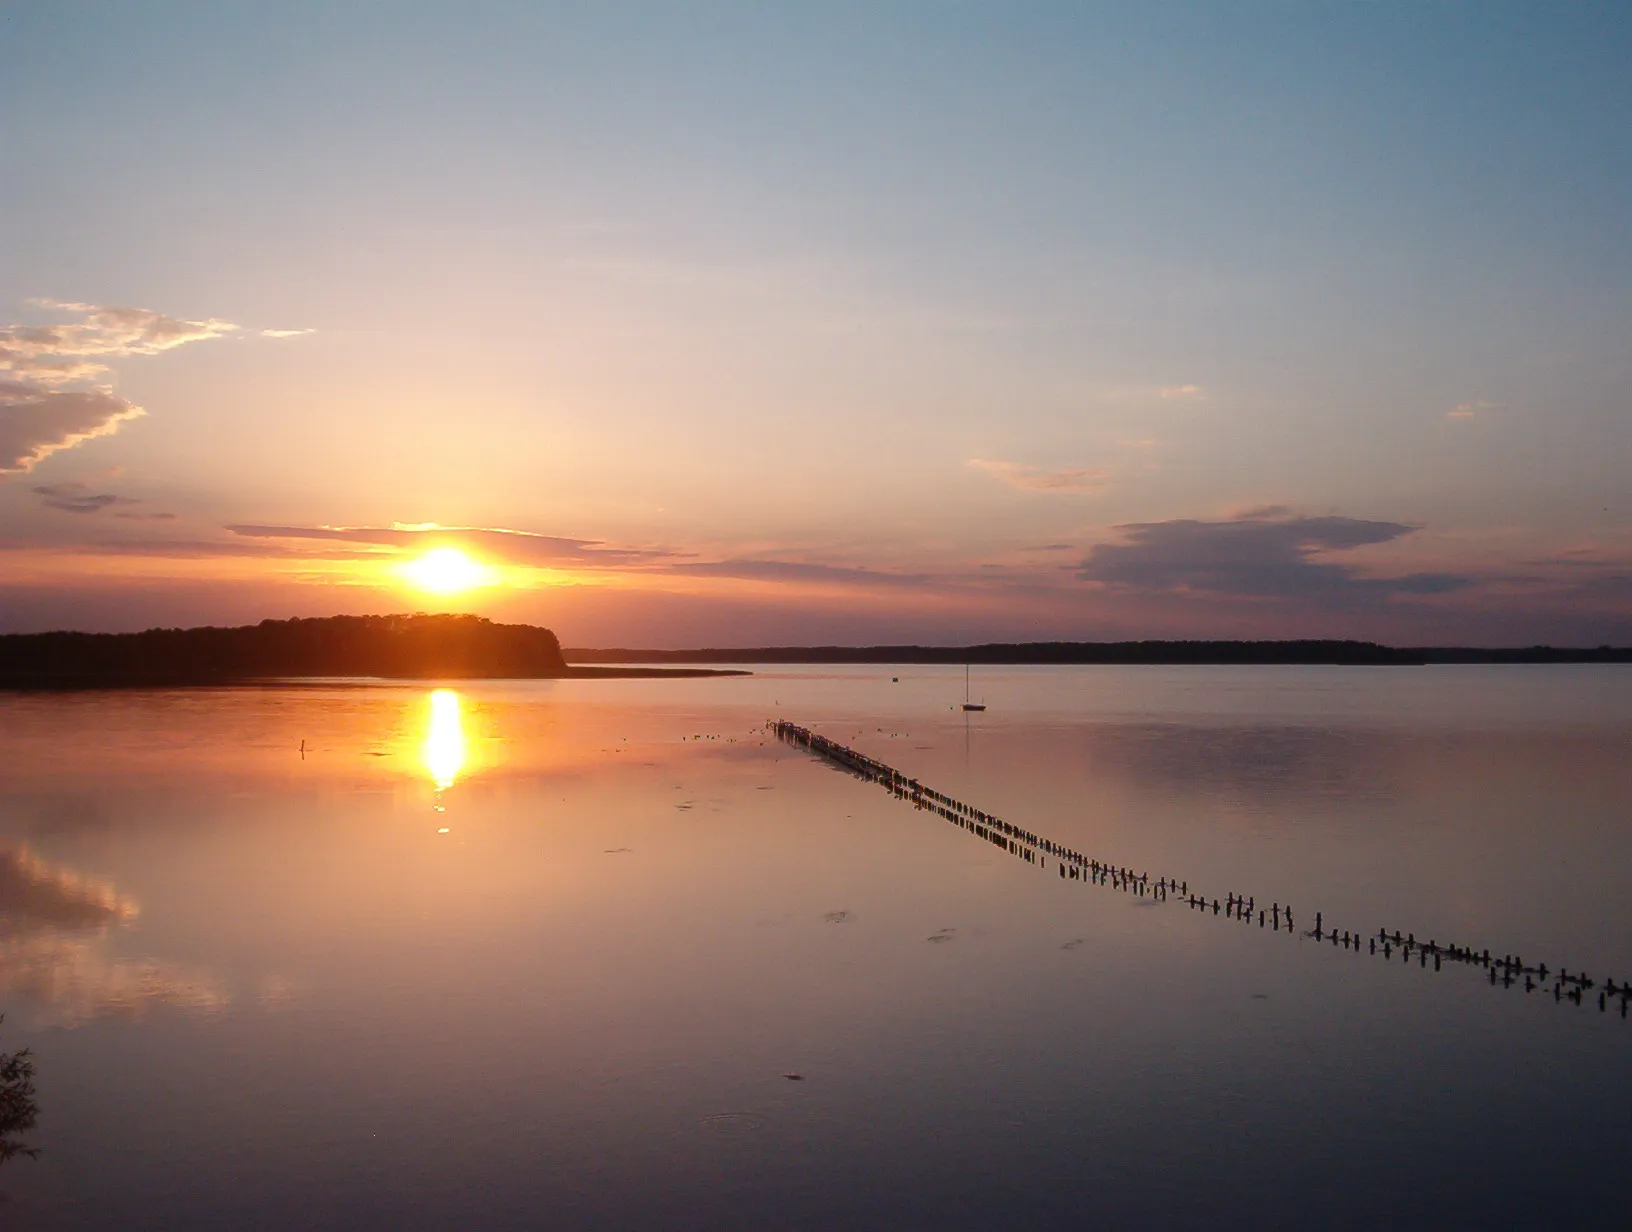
<box><xmin>771</xmin><ymin>720</ymin><xmax>1630</xmax><ymax>1020</ymax></box>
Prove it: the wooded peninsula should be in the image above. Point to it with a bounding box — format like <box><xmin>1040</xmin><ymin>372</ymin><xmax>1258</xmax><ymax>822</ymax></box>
<box><xmin>0</xmin><ymin>614</ymin><xmax>742</xmax><ymax>688</ymax></box>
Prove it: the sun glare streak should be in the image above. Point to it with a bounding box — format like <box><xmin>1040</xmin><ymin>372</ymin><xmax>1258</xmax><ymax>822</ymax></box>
<box><xmin>423</xmin><ymin>689</ymin><xmax>466</xmax><ymax>797</ymax></box>
<box><xmin>403</xmin><ymin>547</ymin><xmax>491</xmax><ymax>594</ymax></box>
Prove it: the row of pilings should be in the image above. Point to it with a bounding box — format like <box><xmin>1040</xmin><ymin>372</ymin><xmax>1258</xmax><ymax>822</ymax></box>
<box><xmin>771</xmin><ymin>720</ymin><xmax>1630</xmax><ymax>1019</ymax></box>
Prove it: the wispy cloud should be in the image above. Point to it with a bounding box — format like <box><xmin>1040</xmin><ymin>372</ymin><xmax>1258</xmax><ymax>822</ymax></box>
<box><xmin>229</xmin><ymin>524</ymin><xmax>953</xmax><ymax>592</ymax></box>
<box><xmin>1157</xmin><ymin>384</ymin><xmax>1203</xmax><ymax>399</ymax></box>
<box><xmin>969</xmin><ymin>459</ymin><xmax>1112</xmax><ymax>494</ymax></box>
<box><xmin>31</xmin><ymin>481</ymin><xmax>138</xmax><ymax>514</ymax></box>
<box><xmin>81</xmin><ymin>538</ymin><xmax>351</xmax><ymax>559</ymax></box>
<box><xmin>227</xmin><ymin>522</ymin><xmax>676</xmax><ymax>566</ymax></box>
<box><xmin>0</xmin><ymin>302</ymin><xmax>314</xmax><ymax>475</ymax></box>
<box><xmin>1448</xmin><ymin>399</ymin><xmax>1494</xmax><ymax>420</ymax></box>
<box><xmin>7</xmin><ymin>301</ymin><xmax>238</xmax><ymax>384</ymax></box>
<box><xmin>260</xmin><ymin>327</ymin><xmax>315</xmax><ymax>339</ymax></box>
<box><xmin>0</xmin><ymin>301</ymin><xmax>267</xmax><ymax>475</ymax></box>
<box><xmin>1079</xmin><ymin>508</ymin><xmax>1470</xmax><ymax>601</ymax></box>
<box><xmin>1</xmin><ymin>383</ymin><xmax>144</xmax><ymax>475</ymax></box>
<box><xmin>665</xmin><ymin>559</ymin><xmax>930</xmax><ymax>588</ymax></box>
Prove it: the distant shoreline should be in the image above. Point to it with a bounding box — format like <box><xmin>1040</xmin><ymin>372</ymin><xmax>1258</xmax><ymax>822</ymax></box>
<box><xmin>0</xmin><ymin>665</ymin><xmax>751</xmax><ymax>691</ymax></box>
<box><xmin>565</xmin><ymin>640</ymin><xmax>1632</xmax><ymax>667</ymax></box>
<box><xmin>6</xmin><ymin>618</ymin><xmax>1628</xmax><ymax>691</ymax></box>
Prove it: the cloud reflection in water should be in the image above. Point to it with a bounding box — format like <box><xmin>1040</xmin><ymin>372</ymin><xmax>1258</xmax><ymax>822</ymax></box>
<box><xmin>0</xmin><ymin>846</ymin><xmax>228</xmax><ymax>1028</ymax></box>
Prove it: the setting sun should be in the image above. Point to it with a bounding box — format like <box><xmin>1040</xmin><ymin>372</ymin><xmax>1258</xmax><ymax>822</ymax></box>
<box><xmin>403</xmin><ymin>547</ymin><xmax>490</xmax><ymax>594</ymax></box>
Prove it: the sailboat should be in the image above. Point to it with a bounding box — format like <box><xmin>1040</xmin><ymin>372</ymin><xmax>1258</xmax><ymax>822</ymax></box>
<box><xmin>962</xmin><ymin>663</ymin><xmax>986</xmax><ymax>711</ymax></box>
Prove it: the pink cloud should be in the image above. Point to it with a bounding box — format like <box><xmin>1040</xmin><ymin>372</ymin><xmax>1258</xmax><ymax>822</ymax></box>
<box><xmin>968</xmin><ymin>459</ymin><xmax>1112</xmax><ymax>494</ymax></box>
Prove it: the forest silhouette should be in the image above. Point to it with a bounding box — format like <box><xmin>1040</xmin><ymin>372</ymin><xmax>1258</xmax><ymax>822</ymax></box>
<box><xmin>0</xmin><ymin>613</ymin><xmax>566</xmax><ymax>687</ymax></box>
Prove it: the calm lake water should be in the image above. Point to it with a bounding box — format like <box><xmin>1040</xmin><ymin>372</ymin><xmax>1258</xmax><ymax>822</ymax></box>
<box><xmin>1</xmin><ymin>665</ymin><xmax>1629</xmax><ymax>1229</ymax></box>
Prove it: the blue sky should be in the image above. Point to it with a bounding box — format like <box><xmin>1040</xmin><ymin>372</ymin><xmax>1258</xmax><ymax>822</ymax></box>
<box><xmin>2</xmin><ymin>2</ymin><xmax>1629</xmax><ymax>644</ymax></box>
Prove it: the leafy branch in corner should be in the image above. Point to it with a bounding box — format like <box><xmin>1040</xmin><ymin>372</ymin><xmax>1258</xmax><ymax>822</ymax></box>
<box><xmin>0</xmin><ymin>1018</ymin><xmax>39</xmax><ymax>1164</ymax></box>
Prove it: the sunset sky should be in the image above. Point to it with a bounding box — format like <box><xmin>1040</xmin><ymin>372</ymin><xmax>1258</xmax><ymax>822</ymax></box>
<box><xmin>3</xmin><ymin>2</ymin><xmax>1629</xmax><ymax>646</ymax></box>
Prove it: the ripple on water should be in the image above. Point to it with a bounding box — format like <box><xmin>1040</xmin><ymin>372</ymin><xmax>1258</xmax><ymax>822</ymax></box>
<box><xmin>698</xmin><ymin>1112</ymin><xmax>766</xmax><ymax>1138</ymax></box>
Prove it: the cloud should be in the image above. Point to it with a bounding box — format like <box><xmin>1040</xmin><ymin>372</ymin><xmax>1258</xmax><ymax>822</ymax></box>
<box><xmin>0</xmin><ymin>301</ymin><xmax>257</xmax><ymax>474</ymax></box>
<box><xmin>1157</xmin><ymin>384</ymin><xmax>1203</xmax><ymax>399</ymax></box>
<box><xmin>1231</xmin><ymin>503</ymin><xmax>1291</xmax><ymax>519</ymax></box>
<box><xmin>665</xmin><ymin>559</ymin><xmax>930</xmax><ymax>588</ymax></box>
<box><xmin>79</xmin><ymin>537</ymin><xmax>374</xmax><ymax>560</ymax></box>
<box><xmin>31</xmin><ymin>481</ymin><xmax>138</xmax><ymax>514</ymax></box>
<box><xmin>261</xmin><ymin>327</ymin><xmax>315</xmax><ymax>339</ymax></box>
<box><xmin>969</xmin><ymin>459</ymin><xmax>1111</xmax><ymax>494</ymax></box>
<box><xmin>1448</xmin><ymin>400</ymin><xmax>1494</xmax><ymax>420</ymax></box>
<box><xmin>227</xmin><ymin>522</ymin><xmax>675</xmax><ymax>566</ymax></box>
<box><xmin>0</xmin><ymin>382</ymin><xmax>144</xmax><ymax>474</ymax></box>
<box><xmin>183</xmin><ymin>526</ymin><xmax>933</xmax><ymax>591</ymax></box>
<box><xmin>1079</xmin><ymin>509</ymin><xmax>1471</xmax><ymax>600</ymax></box>
<box><xmin>5</xmin><ymin>301</ymin><xmax>238</xmax><ymax>384</ymax></box>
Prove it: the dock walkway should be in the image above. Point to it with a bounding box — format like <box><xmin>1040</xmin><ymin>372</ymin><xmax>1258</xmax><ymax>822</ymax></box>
<box><xmin>772</xmin><ymin>720</ymin><xmax>1630</xmax><ymax>1020</ymax></box>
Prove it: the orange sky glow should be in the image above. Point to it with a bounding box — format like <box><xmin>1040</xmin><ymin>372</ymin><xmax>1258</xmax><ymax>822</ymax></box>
<box><xmin>2</xmin><ymin>8</ymin><xmax>1629</xmax><ymax>646</ymax></box>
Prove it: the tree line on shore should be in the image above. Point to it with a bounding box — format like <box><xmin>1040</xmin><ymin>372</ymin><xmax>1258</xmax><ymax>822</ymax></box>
<box><xmin>565</xmin><ymin>640</ymin><xmax>1631</xmax><ymax>665</ymax></box>
<box><xmin>0</xmin><ymin>613</ymin><xmax>566</xmax><ymax>686</ymax></box>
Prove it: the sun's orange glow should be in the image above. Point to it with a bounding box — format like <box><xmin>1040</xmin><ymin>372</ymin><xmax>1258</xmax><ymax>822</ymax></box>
<box><xmin>402</xmin><ymin>547</ymin><xmax>491</xmax><ymax>594</ymax></box>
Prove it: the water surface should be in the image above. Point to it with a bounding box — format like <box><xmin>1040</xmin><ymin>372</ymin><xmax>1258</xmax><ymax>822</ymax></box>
<box><xmin>1</xmin><ymin>666</ymin><xmax>1628</xmax><ymax>1229</ymax></box>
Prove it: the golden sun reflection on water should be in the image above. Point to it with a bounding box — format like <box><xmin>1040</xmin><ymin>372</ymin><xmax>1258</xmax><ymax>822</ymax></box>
<box><xmin>422</xmin><ymin>689</ymin><xmax>466</xmax><ymax>793</ymax></box>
